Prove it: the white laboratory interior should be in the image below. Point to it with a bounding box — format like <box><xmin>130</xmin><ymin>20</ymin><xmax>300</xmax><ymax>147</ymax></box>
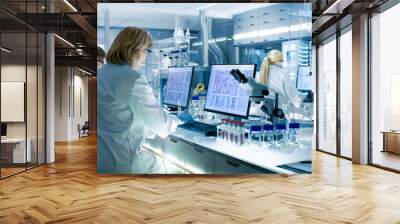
<box><xmin>97</xmin><ymin>3</ymin><xmax>314</xmax><ymax>174</ymax></box>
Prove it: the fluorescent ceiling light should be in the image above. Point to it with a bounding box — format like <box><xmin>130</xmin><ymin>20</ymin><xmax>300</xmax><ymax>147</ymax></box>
<box><xmin>1</xmin><ymin>47</ymin><xmax>11</xmax><ymax>53</ymax></box>
<box><xmin>323</xmin><ymin>0</ymin><xmax>354</xmax><ymax>15</ymax></box>
<box><xmin>233</xmin><ymin>22</ymin><xmax>311</xmax><ymax>41</ymax></box>
<box><xmin>63</xmin><ymin>0</ymin><xmax>78</xmax><ymax>12</ymax></box>
<box><xmin>195</xmin><ymin>3</ymin><xmax>219</xmax><ymax>11</ymax></box>
<box><xmin>54</xmin><ymin>34</ymin><xmax>75</xmax><ymax>48</ymax></box>
<box><xmin>78</xmin><ymin>67</ymin><xmax>92</xmax><ymax>76</ymax></box>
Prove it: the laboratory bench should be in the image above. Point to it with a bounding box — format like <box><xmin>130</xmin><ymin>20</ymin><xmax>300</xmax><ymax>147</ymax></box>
<box><xmin>144</xmin><ymin>126</ymin><xmax>312</xmax><ymax>174</ymax></box>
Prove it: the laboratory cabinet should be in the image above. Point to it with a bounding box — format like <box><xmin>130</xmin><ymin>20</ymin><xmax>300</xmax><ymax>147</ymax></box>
<box><xmin>165</xmin><ymin>136</ymin><xmax>214</xmax><ymax>174</ymax></box>
<box><xmin>164</xmin><ymin>136</ymin><xmax>191</xmax><ymax>167</ymax></box>
<box><xmin>185</xmin><ymin>145</ymin><xmax>214</xmax><ymax>174</ymax></box>
<box><xmin>159</xmin><ymin>136</ymin><xmax>276</xmax><ymax>174</ymax></box>
<box><xmin>144</xmin><ymin>136</ymin><xmax>164</xmax><ymax>152</ymax></box>
<box><xmin>213</xmin><ymin>154</ymin><xmax>268</xmax><ymax>174</ymax></box>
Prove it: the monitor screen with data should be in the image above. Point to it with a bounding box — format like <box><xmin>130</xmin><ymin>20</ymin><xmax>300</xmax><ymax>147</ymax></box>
<box><xmin>204</xmin><ymin>64</ymin><xmax>256</xmax><ymax>117</ymax></box>
<box><xmin>163</xmin><ymin>66</ymin><xmax>194</xmax><ymax>108</ymax></box>
<box><xmin>296</xmin><ymin>66</ymin><xmax>312</xmax><ymax>91</ymax></box>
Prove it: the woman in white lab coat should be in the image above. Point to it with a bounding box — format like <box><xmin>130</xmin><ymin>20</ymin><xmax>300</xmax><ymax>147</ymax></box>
<box><xmin>97</xmin><ymin>27</ymin><xmax>185</xmax><ymax>174</ymax></box>
<box><xmin>259</xmin><ymin>49</ymin><xmax>302</xmax><ymax>108</ymax></box>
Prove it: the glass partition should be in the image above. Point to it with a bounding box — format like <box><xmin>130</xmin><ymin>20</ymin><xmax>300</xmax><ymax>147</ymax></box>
<box><xmin>38</xmin><ymin>32</ymin><xmax>46</xmax><ymax>165</ymax></box>
<box><xmin>317</xmin><ymin>35</ymin><xmax>337</xmax><ymax>154</ymax></box>
<box><xmin>0</xmin><ymin>1</ymin><xmax>46</xmax><ymax>179</ymax></box>
<box><xmin>1</xmin><ymin>31</ymin><xmax>28</xmax><ymax>177</ymax></box>
<box><xmin>370</xmin><ymin>3</ymin><xmax>400</xmax><ymax>171</ymax></box>
<box><xmin>339</xmin><ymin>27</ymin><xmax>352</xmax><ymax>158</ymax></box>
<box><xmin>27</xmin><ymin>31</ymin><xmax>38</xmax><ymax>169</ymax></box>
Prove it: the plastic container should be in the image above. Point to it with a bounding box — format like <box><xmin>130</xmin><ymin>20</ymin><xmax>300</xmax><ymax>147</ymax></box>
<box><xmin>170</xmin><ymin>50</ymin><xmax>180</xmax><ymax>66</ymax></box>
<box><xmin>197</xmin><ymin>93</ymin><xmax>206</xmax><ymax>120</ymax></box>
<box><xmin>250</xmin><ymin>125</ymin><xmax>263</xmax><ymax>148</ymax></box>
<box><xmin>162</xmin><ymin>54</ymin><xmax>170</xmax><ymax>68</ymax></box>
<box><xmin>288</xmin><ymin>122</ymin><xmax>300</xmax><ymax>144</ymax></box>
<box><xmin>263</xmin><ymin>124</ymin><xmax>274</xmax><ymax>147</ymax></box>
<box><xmin>181</xmin><ymin>49</ymin><xmax>189</xmax><ymax>66</ymax></box>
<box><xmin>275</xmin><ymin>124</ymin><xmax>287</xmax><ymax>148</ymax></box>
<box><xmin>190</xmin><ymin>96</ymin><xmax>200</xmax><ymax>119</ymax></box>
<box><xmin>174</xmin><ymin>56</ymin><xmax>180</xmax><ymax>67</ymax></box>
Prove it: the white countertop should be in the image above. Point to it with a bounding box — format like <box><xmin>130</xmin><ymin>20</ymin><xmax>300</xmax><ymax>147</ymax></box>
<box><xmin>169</xmin><ymin>127</ymin><xmax>313</xmax><ymax>174</ymax></box>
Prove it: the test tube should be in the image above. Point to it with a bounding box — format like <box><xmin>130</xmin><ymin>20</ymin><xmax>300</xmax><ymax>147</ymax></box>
<box><xmin>233</xmin><ymin>121</ymin><xmax>239</xmax><ymax>145</ymax></box>
<box><xmin>238</xmin><ymin>121</ymin><xmax>245</xmax><ymax>145</ymax></box>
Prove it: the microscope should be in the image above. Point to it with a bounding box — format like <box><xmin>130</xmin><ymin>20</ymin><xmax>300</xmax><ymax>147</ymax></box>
<box><xmin>230</xmin><ymin>69</ymin><xmax>286</xmax><ymax>125</ymax></box>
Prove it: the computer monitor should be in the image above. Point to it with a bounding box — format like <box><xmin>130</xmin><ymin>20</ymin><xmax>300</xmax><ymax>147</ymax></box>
<box><xmin>204</xmin><ymin>64</ymin><xmax>256</xmax><ymax>118</ymax></box>
<box><xmin>1</xmin><ymin>123</ymin><xmax>7</xmax><ymax>137</ymax></box>
<box><xmin>163</xmin><ymin>66</ymin><xmax>194</xmax><ymax>108</ymax></box>
<box><xmin>296</xmin><ymin>66</ymin><xmax>312</xmax><ymax>91</ymax></box>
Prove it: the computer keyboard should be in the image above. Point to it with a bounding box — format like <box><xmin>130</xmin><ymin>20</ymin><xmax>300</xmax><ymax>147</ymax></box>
<box><xmin>178</xmin><ymin>121</ymin><xmax>217</xmax><ymax>136</ymax></box>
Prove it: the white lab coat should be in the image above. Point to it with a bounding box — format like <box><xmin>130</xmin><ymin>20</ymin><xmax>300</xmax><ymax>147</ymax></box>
<box><xmin>97</xmin><ymin>63</ymin><xmax>179</xmax><ymax>174</ymax></box>
<box><xmin>266</xmin><ymin>64</ymin><xmax>302</xmax><ymax>108</ymax></box>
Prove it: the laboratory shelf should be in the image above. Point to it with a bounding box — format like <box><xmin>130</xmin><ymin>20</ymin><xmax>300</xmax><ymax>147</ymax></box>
<box><xmin>154</xmin><ymin>35</ymin><xmax>197</xmax><ymax>44</ymax></box>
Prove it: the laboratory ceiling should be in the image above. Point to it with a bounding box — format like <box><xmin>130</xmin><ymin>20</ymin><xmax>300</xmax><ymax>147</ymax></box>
<box><xmin>97</xmin><ymin>3</ymin><xmax>273</xmax><ymax>30</ymax></box>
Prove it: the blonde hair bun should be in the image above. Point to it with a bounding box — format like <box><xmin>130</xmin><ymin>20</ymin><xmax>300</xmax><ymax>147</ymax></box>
<box><xmin>259</xmin><ymin>49</ymin><xmax>283</xmax><ymax>84</ymax></box>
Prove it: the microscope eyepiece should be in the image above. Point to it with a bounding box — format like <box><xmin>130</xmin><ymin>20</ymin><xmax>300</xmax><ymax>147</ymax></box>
<box><xmin>230</xmin><ymin>69</ymin><xmax>248</xmax><ymax>84</ymax></box>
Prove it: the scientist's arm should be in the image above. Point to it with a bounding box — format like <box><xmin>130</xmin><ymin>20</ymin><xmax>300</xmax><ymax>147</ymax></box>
<box><xmin>231</xmin><ymin>69</ymin><xmax>269</xmax><ymax>97</ymax></box>
<box><xmin>129</xmin><ymin>75</ymin><xmax>179</xmax><ymax>139</ymax></box>
<box><xmin>283</xmin><ymin>74</ymin><xmax>302</xmax><ymax>108</ymax></box>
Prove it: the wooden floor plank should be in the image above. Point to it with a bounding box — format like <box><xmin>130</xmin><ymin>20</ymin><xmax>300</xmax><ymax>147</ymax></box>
<box><xmin>0</xmin><ymin>134</ymin><xmax>400</xmax><ymax>223</ymax></box>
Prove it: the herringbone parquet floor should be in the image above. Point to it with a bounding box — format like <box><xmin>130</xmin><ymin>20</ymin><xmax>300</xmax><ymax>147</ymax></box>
<box><xmin>1</xmin><ymin>134</ymin><xmax>400</xmax><ymax>224</ymax></box>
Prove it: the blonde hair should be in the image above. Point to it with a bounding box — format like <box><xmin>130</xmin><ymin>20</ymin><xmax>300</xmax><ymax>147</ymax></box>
<box><xmin>259</xmin><ymin>49</ymin><xmax>283</xmax><ymax>85</ymax></box>
<box><xmin>106</xmin><ymin>27</ymin><xmax>153</xmax><ymax>65</ymax></box>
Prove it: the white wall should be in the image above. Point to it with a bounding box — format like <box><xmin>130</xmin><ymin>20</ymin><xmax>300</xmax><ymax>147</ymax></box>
<box><xmin>55</xmin><ymin>66</ymin><xmax>69</xmax><ymax>141</ymax></box>
<box><xmin>55</xmin><ymin>67</ymin><xmax>89</xmax><ymax>141</ymax></box>
<box><xmin>1</xmin><ymin>65</ymin><xmax>39</xmax><ymax>137</ymax></box>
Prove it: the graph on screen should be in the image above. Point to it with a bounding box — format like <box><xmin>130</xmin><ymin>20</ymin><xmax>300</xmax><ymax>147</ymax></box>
<box><xmin>204</xmin><ymin>64</ymin><xmax>256</xmax><ymax>117</ymax></box>
<box><xmin>163</xmin><ymin>67</ymin><xmax>194</xmax><ymax>108</ymax></box>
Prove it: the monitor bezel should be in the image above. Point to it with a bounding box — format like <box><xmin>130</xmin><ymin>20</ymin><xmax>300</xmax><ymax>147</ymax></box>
<box><xmin>163</xmin><ymin>66</ymin><xmax>195</xmax><ymax>109</ymax></box>
<box><xmin>203</xmin><ymin>64</ymin><xmax>257</xmax><ymax>118</ymax></box>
